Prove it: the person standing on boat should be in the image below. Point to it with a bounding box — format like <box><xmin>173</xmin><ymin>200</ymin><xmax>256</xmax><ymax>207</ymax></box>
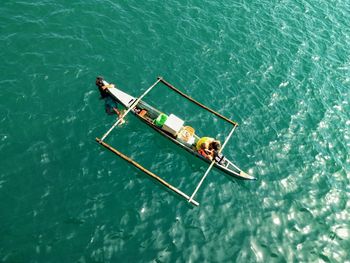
<box><xmin>96</xmin><ymin>76</ymin><xmax>125</xmax><ymax>123</ymax></box>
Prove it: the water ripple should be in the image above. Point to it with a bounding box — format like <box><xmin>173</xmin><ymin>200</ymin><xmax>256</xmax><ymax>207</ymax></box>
<box><xmin>1</xmin><ymin>0</ymin><xmax>350</xmax><ymax>262</ymax></box>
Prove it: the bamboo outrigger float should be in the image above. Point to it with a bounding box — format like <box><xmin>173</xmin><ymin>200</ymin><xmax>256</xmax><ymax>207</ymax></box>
<box><xmin>96</xmin><ymin>77</ymin><xmax>255</xmax><ymax>206</ymax></box>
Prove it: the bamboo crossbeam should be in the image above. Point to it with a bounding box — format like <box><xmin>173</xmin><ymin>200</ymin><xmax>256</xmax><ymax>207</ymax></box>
<box><xmin>158</xmin><ymin>77</ymin><xmax>238</xmax><ymax>126</ymax></box>
<box><xmin>100</xmin><ymin>78</ymin><xmax>162</xmax><ymax>142</ymax></box>
<box><xmin>96</xmin><ymin>138</ymin><xmax>199</xmax><ymax>206</ymax></box>
<box><xmin>188</xmin><ymin>124</ymin><xmax>238</xmax><ymax>202</ymax></box>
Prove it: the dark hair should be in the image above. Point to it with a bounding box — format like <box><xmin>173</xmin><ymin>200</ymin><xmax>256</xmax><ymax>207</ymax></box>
<box><xmin>96</xmin><ymin>76</ymin><xmax>104</xmax><ymax>87</ymax></box>
<box><xmin>210</xmin><ymin>140</ymin><xmax>221</xmax><ymax>151</ymax></box>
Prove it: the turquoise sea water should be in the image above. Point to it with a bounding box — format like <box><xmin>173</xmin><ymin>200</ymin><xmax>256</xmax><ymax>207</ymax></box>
<box><xmin>1</xmin><ymin>0</ymin><xmax>350</xmax><ymax>262</ymax></box>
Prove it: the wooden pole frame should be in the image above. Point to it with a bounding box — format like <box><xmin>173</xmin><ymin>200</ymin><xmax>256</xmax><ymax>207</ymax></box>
<box><xmin>96</xmin><ymin>77</ymin><xmax>243</xmax><ymax>206</ymax></box>
<box><xmin>156</xmin><ymin>77</ymin><xmax>241</xmax><ymax>201</ymax></box>
<box><xmin>96</xmin><ymin>138</ymin><xmax>199</xmax><ymax>206</ymax></box>
<box><xmin>158</xmin><ymin>77</ymin><xmax>238</xmax><ymax>126</ymax></box>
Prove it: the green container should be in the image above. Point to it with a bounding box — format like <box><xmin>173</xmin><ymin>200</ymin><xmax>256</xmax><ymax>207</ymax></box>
<box><xmin>154</xmin><ymin>113</ymin><xmax>168</xmax><ymax>127</ymax></box>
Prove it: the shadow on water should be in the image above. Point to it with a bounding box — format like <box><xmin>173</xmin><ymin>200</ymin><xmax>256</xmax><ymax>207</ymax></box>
<box><xmin>221</xmin><ymin>171</ymin><xmax>257</xmax><ymax>191</ymax></box>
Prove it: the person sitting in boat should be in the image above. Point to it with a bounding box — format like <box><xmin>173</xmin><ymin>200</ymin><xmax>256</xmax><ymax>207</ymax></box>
<box><xmin>196</xmin><ymin>137</ymin><xmax>221</xmax><ymax>161</ymax></box>
<box><xmin>209</xmin><ymin>140</ymin><xmax>226</xmax><ymax>164</ymax></box>
<box><xmin>96</xmin><ymin>76</ymin><xmax>125</xmax><ymax>124</ymax></box>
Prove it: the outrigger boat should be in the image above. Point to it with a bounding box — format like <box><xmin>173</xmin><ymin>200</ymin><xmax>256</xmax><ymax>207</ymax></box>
<box><xmin>96</xmin><ymin>77</ymin><xmax>255</xmax><ymax>206</ymax></box>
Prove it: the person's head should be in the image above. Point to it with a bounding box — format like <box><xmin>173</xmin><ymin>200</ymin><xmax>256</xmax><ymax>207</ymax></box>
<box><xmin>96</xmin><ymin>76</ymin><xmax>104</xmax><ymax>87</ymax></box>
<box><xmin>209</xmin><ymin>140</ymin><xmax>221</xmax><ymax>151</ymax></box>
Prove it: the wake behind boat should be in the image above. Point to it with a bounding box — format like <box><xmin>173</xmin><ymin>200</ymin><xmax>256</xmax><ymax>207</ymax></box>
<box><xmin>96</xmin><ymin>77</ymin><xmax>255</xmax><ymax>206</ymax></box>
